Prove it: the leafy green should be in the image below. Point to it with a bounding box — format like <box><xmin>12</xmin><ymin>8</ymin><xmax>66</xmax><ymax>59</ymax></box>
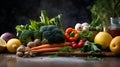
<box><xmin>78</xmin><ymin>30</ymin><xmax>94</xmax><ymax>42</ymax></box>
<box><xmin>54</xmin><ymin>14</ymin><xmax>64</xmax><ymax>33</ymax></box>
<box><xmin>89</xmin><ymin>0</ymin><xmax>120</xmax><ymax>31</ymax></box>
<box><xmin>16</xmin><ymin>24</ymin><xmax>29</xmax><ymax>31</ymax></box>
<box><xmin>28</xmin><ymin>20</ymin><xmax>45</xmax><ymax>31</ymax></box>
<box><xmin>59</xmin><ymin>46</ymin><xmax>74</xmax><ymax>52</ymax></box>
<box><xmin>40</xmin><ymin>10</ymin><xmax>50</xmax><ymax>25</ymax></box>
<box><xmin>15</xmin><ymin>10</ymin><xmax>64</xmax><ymax>45</ymax></box>
<box><xmin>16</xmin><ymin>10</ymin><xmax>64</xmax><ymax>33</ymax></box>
<box><xmin>80</xmin><ymin>41</ymin><xmax>102</xmax><ymax>55</ymax></box>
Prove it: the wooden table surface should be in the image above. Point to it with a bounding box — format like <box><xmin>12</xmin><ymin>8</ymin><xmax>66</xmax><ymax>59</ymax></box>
<box><xmin>0</xmin><ymin>54</ymin><xmax>120</xmax><ymax>67</ymax></box>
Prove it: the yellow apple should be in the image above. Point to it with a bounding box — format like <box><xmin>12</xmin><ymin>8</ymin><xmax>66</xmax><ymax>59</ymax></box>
<box><xmin>110</xmin><ymin>36</ymin><xmax>120</xmax><ymax>55</ymax></box>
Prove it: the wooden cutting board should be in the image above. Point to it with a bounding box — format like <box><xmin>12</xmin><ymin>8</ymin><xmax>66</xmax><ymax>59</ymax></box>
<box><xmin>36</xmin><ymin>52</ymin><xmax>119</xmax><ymax>57</ymax></box>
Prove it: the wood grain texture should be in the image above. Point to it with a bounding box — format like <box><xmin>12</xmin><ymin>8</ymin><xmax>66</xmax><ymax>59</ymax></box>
<box><xmin>36</xmin><ymin>52</ymin><xmax>119</xmax><ymax>57</ymax></box>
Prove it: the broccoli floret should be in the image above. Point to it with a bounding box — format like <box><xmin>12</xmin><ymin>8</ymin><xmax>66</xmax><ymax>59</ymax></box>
<box><xmin>19</xmin><ymin>30</ymin><xmax>34</xmax><ymax>45</ymax></box>
<box><xmin>40</xmin><ymin>25</ymin><xmax>65</xmax><ymax>44</ymax></box>
<box><xmin>33</xmin><ymin>30</ymin><xmax>42</xmax><ymax>39</ymax></box>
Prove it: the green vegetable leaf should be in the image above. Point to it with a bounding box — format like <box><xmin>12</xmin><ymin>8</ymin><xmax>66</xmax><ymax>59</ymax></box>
<box><xmin>15</xmin><ymin>10</ymin><xmax>65</xmax><ymax>45</ymax></box>
<box><xmin>59</xmin><ymin>46</ymin><xmax>74</xmax><ymax>52</ymax></box>
<box><xmin>29</xmin><ymin>20</ymin><xmax>45</xmax><ymax>31</ymax></box>
<box><xmin>40</xmin><ymin>10</ymin><xmax>50</xmax><ymax>25</ymax></box>
<box><xmin>16</xmin><ymin>24</ymin><xmax>29</xmax><ymax>32</ymax></box>
<box><xmin>78</xmin><ymin>30</ymin><xmax>94</xmax><ymax>42</ymax></box>
<box><xmin>54</xmin><ymin>14</ymin><xmax>64</xmax><ymax>33</ymax></box>
<box><xmin>89</xmin><ymin>0</ymin><xmax>120</xmax><ymax>31</ymax></box>
<box><xmin>79</xmin><ymin>41</ymin><xmax>102</xmax><ymax>55</ymax></box>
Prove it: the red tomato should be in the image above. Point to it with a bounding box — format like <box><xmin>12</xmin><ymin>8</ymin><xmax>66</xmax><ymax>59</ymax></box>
<box><xmin>72</xmin><ymin>43</ymin><xmax>78</xmax><ymax>49</ymax></box>
<box><xmin>81</xmin><ymin>37</ymin><xmax>89</xmax><ymax>42</ymax></box>
<box><xmin>72</xmin><ymin>41</ymin><xmax>76</xmax><ymax>44</ymax></box>
<box><xmin>78</xmin><ymin>41</ymin><xmax>84</xmax><ymax>48</ymax></box>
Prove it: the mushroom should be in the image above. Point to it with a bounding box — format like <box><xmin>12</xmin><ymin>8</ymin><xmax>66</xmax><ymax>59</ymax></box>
<box><xmin>75</xmin><ymin>23</ymin><xmax>82</xmax><ymax>31</ymax></box>
<box><xmin>81</xmin><ymin>22</ymin><xmax>89</xmax><ymax>27</ymax></box>
<box><xmin>82</xmin><ymin>26</ymin><xmax>90</xmax><ymax>30</ymax></box>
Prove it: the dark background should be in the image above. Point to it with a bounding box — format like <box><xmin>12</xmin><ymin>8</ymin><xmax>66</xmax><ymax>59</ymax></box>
<box><xmin>0</xmin><ymin>0</ymin><xmax>94</xmax><ymax>35</ymax></box>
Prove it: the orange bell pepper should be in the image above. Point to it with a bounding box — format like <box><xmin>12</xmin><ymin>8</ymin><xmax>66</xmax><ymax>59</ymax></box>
<box><xmin>65</xmin><ymin>27</ymin><xmax>79</xmax><ymax>42</ymax></box>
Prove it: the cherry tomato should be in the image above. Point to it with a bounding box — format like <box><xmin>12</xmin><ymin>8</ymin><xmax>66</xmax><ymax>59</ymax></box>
<box><xmin>81</xmin><ymin>37</ymin><xmax>89</xmax><ymax>42</ymax></box>
<box><xmin>72</xmin><ymin>41</ymin><xmax>76</xmax><ymax>44</ymax></box>
<box><xmin>78</xmin><ymin>41</ymin><xmax>84</xmax><ymax>48</ymax></box>
<box><xmin>72</xmin><ymin>43</ymin><xmax>78</xmax><ymax>49</ymax></box>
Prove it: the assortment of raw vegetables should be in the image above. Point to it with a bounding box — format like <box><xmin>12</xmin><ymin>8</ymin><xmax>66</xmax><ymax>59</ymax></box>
<box><xmin>0</xmin><ymin>10</ymin><xmax>120</xmax><ymax>58</ymax></box>
<box><xmin>15</xmin><ymin>10</ymin><xmax>64</xmax><ymax>45</ymax></box>
<box><xmin>14</xmin><ymin>10</ymin><xmax>102</xmax><ymax>57</ymax></box>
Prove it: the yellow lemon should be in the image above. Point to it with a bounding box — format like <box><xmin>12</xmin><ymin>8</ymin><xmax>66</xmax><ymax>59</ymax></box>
<box><xmin>94</xmin><ymin>32</ymin><xmax>112</xmax><ymax>49</ymax></box>
<box><xmin>7</xmin><ymin>38</ymin><xmax>22</xmax><ymax>53</ymax></box>
<box><xmin>0</xmin><ymin>38</ymin><xmax>7</xmax><ymax>52</ymax></box>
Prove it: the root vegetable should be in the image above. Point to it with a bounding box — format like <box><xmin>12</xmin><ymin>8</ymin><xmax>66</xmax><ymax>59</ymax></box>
<box><xmin>27</xmin><ymin>42</ymin><xmax>36</xmax><ymax>48</ymax></box>
<box><xmin>31</xmin><ymin>42</ymin><xmax>72</xmax><ymax>50</ymax></box>
<box><xmin>34</xmin><ymin>39</ymin><xmax>41</xmax><ymax>46</ymax></box>
<box><xmin>24</xmin><ymin>51</ymin><xmax>29</xmax><ymax>55</ymax></box>
<box><xmin>16</xmin><ymin>52</ymin><xmax>24</xmax><ymax>57</ymax></box>
<box><xmin>31</xmin><ymin>47</ymin><xmax>62</xmax><ymax>52</ymax></box>
<box><xmin>16</xmin><ymin>45</ymin><xmax>36</xmax><ymax>57</ymax></box>
<box><xmin>17</xmin><ymin>45</ymin><xmax>26</xmax><ymax>52</ymax></box>
<box><xmin>29</xmin><ymin>52</ymin><xmax>36</xmax><ymax>57</ymax></box>
<box><xmin>0</xmin><ymin>32</ymin><xmax>16</xmax><ymax>42</ymax></box>
<box><xmin>25</xmin><ymin>47</ymin><xmax>31</xmax><ymax>52</ymax></box>
<box><xmin>23</xmin><ymin>51</ymin><xmax>31</xmax><ymax>57</ymax></box>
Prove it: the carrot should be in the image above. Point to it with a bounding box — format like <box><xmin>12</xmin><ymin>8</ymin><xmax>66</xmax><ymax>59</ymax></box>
<box><xmin>31</xmin><ymin>42</ymin><xmax>72</xmax><ymax>50</ymax></box>
<box><xmin>31</xmin><ymin>44</ymin><xmax>52</xmax><ymax>50</ymax></box>
<box><xmin>31</xmin><ymin>47</ymin><xmax>62</xmax><ymax>52</ymax></box>
<box><xmin>64</xmin><ymin>42</ymin><xmax>72</xmax><ymax>46</ymax></box>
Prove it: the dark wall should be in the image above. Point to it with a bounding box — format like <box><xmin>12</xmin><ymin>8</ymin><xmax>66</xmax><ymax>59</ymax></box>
<box><xmin>0</xmin><ymin>0</ymin><xmax>94</xmax><ymax>35</ymax></box>
<box><xmin>0</xmin><ymin>0</ymin><xmax>41</xmax><ymax>35</ymax></box>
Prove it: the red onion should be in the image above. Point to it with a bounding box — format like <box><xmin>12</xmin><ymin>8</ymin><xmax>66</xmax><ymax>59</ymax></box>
<box><xmin>0</xmin><ymin>32</ymin><xmax>16</xmax><ymax>42</ymax></box>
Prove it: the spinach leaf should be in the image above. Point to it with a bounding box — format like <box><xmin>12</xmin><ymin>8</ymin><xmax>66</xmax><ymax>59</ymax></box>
<box><xmin>79</xmin><ymin>41</ymin><xmax>102</xmax><ymax>55</ymax></box>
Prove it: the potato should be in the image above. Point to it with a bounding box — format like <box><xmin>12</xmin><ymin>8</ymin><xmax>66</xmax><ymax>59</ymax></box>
<box><xmin>27</xmin><ymin>42</ymin><xmax>36</xmax><ymax>48</ymax></box>
<box><xmin>16</xmin><ymin>52</ymin><xmax>24</xmax><ymax>57</ymax></box>
<box><xmin>34</xmin><ymin>39</ymin><xmax>41</xmax><ymax>46</ymax></box>
<box><xmin>17</xmin><ymin>45</ymin><xmax>26</xmax><ymax>52</ymax></box>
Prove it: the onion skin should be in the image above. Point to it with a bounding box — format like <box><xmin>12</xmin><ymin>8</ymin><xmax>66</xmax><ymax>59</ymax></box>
<box><xmin>0</xmin><ymin>32</ymin><xmax>16</xmax><ymax>42</ymax></box>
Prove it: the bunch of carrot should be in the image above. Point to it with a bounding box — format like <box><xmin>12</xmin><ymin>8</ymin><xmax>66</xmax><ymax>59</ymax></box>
<box><xmin>30</xmin><ymin>42</ymin><xmax>72</xmax><ymax>53</ymax></box>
